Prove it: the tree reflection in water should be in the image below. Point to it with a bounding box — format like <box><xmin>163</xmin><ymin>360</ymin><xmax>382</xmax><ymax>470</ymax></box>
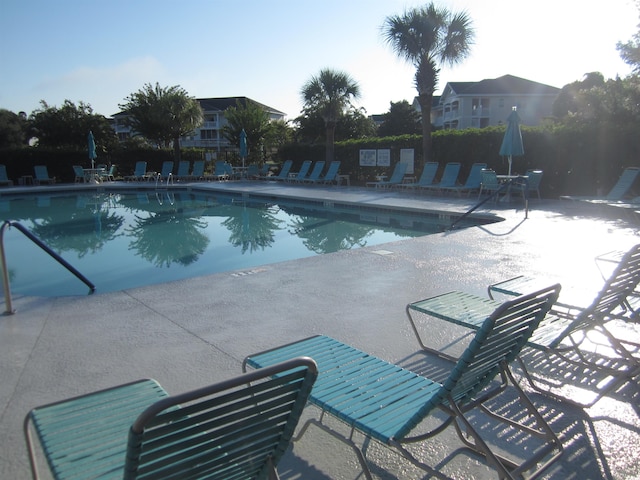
<box><xmin>283</xmin><ymin>205</ymin><xmax>374</xmax><ymax>254</ymax></box>
<box><xmin>220</xmin><ymin>200</ymin><xmax>282</xmax><ymax>253</ymax></box>
<box><xmin>1</xmin><ymin>190</ymin><xmax>467</xmax><ymax>296</ymax></box>
<box><xmin>124</xmin><ymin>194</ymin><xmax>209</xmax><ymax>268</ymax></box>
<box><xmin>29</xmin><ymin>194</ymin><xmax>125</xmax><ymax>257</ymax></box>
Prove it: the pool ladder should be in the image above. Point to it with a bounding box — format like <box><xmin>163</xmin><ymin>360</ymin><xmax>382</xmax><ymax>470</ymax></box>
<box><xmin>155</xmin><ymin>172</ymin><xmax>174</xmax><ymax>188</ymax></box>
<box><xmin>0</xmin><ymin>220</ymin><xmax>96</xmax><ymax>315</ymax></box>
<box><xmin>448</xmin><ymin>178</ymin><xmax>529</xmax><ymax>231</ymax></box>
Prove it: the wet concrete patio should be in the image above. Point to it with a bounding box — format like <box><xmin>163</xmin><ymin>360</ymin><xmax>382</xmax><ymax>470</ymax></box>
<box><xmin>1</xmin><ymin>181</ymin><xmax>639</xmax><ymax>479</ymax></box>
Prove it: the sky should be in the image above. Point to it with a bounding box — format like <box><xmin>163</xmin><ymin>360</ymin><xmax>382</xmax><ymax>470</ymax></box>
<box><xmin>1</xmin><ymin>0</ymin><xmax>638</xmax><ymax>120</ymax></box>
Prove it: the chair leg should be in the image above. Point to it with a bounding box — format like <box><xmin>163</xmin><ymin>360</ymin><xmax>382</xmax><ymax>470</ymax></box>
<box><xmin>515</xmin><ymin>347</ymin><xmax>640</xmax><ymax>408</ymax></box>
<box><xmin>448</xmin><ymin>367</ymin><xmax>563</xmax><ymax>480</ymax></box>
<box><xmin>292</xmin><ymin>412</ymin><xmax>375</xmax><ymax>480</ymax></box>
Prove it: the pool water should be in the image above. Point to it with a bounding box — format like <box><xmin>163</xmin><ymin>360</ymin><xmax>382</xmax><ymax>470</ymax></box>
<box><xmin>1</xmin><ymin>191</ymin><xmax>488</xmax><ymax>296</ymax></box>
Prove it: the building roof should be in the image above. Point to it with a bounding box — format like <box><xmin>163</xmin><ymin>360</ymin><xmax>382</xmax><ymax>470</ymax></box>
<box><xmin>197</xmin><ymin>97</ymin><xmax>285</xmax><ymax>116</ymax></box>
<box><xmin>445</xmin><ymin>74</ymin><xmax>560</xmax><ymax>96</ymax></box>
<box><xmin>112</xmin><ymin>96</ymin><xmax>285</xmax><ymax>118</ymax></box>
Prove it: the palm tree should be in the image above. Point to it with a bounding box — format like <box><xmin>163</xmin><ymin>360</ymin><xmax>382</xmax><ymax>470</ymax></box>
<box><xmin>382</xmin><ymin>3</ymin><xmax>474</xmax><ymax>164</ymax></box>
<box><xmin>120</xmin><ymin>83</ymin><xmax>203</xmax><ymax>160</ymax></box>
<box><xmin>301</xmin><ymin>69</ymin><xmax>361</xmax><ymax>163</ymax></box>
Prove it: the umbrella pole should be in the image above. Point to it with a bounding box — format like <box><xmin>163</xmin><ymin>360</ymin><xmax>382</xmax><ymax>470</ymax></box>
<box><xmin>508</xmin><ymin>156</ymin><xmax>512</xmax><ymax>176</ymax></box>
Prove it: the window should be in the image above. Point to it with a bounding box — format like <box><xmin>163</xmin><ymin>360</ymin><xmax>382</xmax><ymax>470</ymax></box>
<box><xmin>200</xmin><ymin>130</ymin><xmax>217</xmax><ymax>140</ymax></box>
<box><xmin>472</xmin><ymin>98</ymin><xmax>490</xmax><ymax>114</ymax></box>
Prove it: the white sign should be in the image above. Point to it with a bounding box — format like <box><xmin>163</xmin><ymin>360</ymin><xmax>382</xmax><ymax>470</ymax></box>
<box><xmin>359</xmin><ymin>149</ymin><xmax>377</xmax><ymax>166</ymax></box>
<box><xmin>400</xmin><ymin>149</ymin><xmax>415</xmax><ymax>174</ymax></box>
<box><xmin>376</xmin><ymin>149</ymin><xmax>391</xmax><ymax>167</ymax></box>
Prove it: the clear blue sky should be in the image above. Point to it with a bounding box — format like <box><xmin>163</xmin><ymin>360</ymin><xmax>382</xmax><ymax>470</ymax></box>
<box><xmin>1</xmin><ymin>0</ymin><xmax>637</xmax><ymax>119</ymax></box>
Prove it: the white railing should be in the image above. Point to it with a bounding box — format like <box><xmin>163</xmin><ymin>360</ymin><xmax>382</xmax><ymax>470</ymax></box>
<box><xmin>472</xmin><ymin>107</ymin><xmax>491</xmax><ymax>117</ymax></box>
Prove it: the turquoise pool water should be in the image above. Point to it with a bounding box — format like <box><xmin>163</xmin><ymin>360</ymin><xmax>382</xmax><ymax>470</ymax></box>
<box><xmin>1</xmin><ymin>190</ymin><xmax>490</xmax><ymax>296</ymax></box>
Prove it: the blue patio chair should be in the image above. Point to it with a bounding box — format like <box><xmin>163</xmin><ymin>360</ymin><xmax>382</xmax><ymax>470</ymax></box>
<box><xmin>245</xmin><ymin>285</ymin><xmax>562</xmax><ymax>479</ymax></box>
<box><xmin>224</xmin><ymin>163</ymin><xmax>244</xmax><ymax>180</ymax></box>
<box><xmin>398</xmin><ymin>162</ymin><xmax>438</xmax><ymax>189</ymax></box>
<box><xmin>0</xmin><ymin>164</ymin><xmax>12</xmax><ymax>186</ymax></box>
<box><xmin>511</xmin><ymin>169</ymin><xmax>543</xmax><ymax>200</ymax></box>
<box><xmin>421</xmin><ymin>162</ymin><xmax>461</xmax><ymax>194</ymax></box>
<box><xmin>440</xmin><ymin>162</ymin><xmax>487</xmax><ymax>196</ymax></box>
<box><xmin>268</xmin><ymin>159</ymin><xmax>293</xmax><ymax>181</ymax></box>
<box><xmin>190</xmin><ymin>159</ymin><xmax>205</xmax><ymax>181</ymax></box>
<box><xmin>246</xmin><ymin>164</ymin><xmax>259</xmax><ymax>179</ymax></box>
<box><xmin>174</xmin><ymin>160</ymin><xmax>191</xmax><ymax>181</ymax></box>
<box><xmin>99</xmin><ymin>165</ymin><xmax>116</xmax><ymax>182</ymax></box>
<box><xmin>366</xmin><ymin>162</ymin><xmax>407</xmax><ymax>188</ymax></box>
<box><xmin>33</xmin><ymin>165</ymin><xmax>55</xmax><ymax>185</ymax></box>
<box><xmin>561</xmin><ymin>166</ymin><xmax>640</xmax><ymax>203</ymax></box>
<box><xmin>253</xmin><ymin>163</ymin><xmax>271</xmax><ymax>179</ymax></box>
<box><xmin>478</xmin><ymin>168</ymin><xmax>506</xmax><ymax>200</ymax></box>
<box><xmin>483</xmin><ymin>242</ymin><xmax>640</xmax><ymax>406</ymax></box>
<box><xmin>287</xmin><ymin>160</ymin><xmax>312</xmax><ymax>182</ymax></box>
<box><xmin>311</xmin><ymin>160</ymin><xmax>341</xmax><ymax>185</ymax></box>
<box><xmin>252</xmin><ymin>163</ymin><xmax>269</xmax><ymax>179</ymax></box>
<box><xmin>209</xmin><ymin>160</ymin><xmax>228</xmax><ymax>180</ymax></box>
<box><xmin>157</xmin><ymin>161</ymin><xmax>174</xmax><ymax>182</ymax></box>
<box><xmin>301</xmin><ymin>160</ymin><xmax>325</xmax><ymax>183</ymax></box>
<box><xmin>25</xmin><ymin>357</ymin><xmax>317</xmax><ymax>480</ymax></box>
<box><xmin>72</xmin><ymin>165</ymin><xmax>85</xmax><ymax>183</ymax></box>
<box><xmin>124</xmin><ymin>161</ymin><xmax>147</xmax><ymax>182</ymax></box>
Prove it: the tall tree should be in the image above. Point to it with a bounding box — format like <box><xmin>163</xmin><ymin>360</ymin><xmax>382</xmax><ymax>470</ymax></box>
<box><xmin>382</xmin><ymin>3</ymin><xmax>474</xmax><ymax>163</ymax></box>
<box><xmin>301</xmin><ymin>68</ymin><xmax>361</xmax><ymax>163</ymax></box>
<box><xmin>0</xmin><ymin>109</ymin><xmax>28</xmax><ymax>147</ymax></box>
<box><xmin>221</xmin><ymin>100</ymin><xmax>271</xmax><ymax>163</ymax></box>
<box><xmin>617</xmin><ymin>1</ymin><xmax>640</xmax><ymax>73</ymax></box>
<box><xmin>553</xmin><ymin>73</ymin><xmax>640</xmax><ymax>123</ymax></box>
<box><xmin>29</xmin><ymin>100</ymin><xmax>116</xmax><ymax>151</ymax></box>
<box><xmin>119</xmin><ymin>83</ymin><xmax>203</xmax><ymax>160</ymax></box>
<box><xmin>295</xmin><ymin>107</ymin><xmax>375</xmax><ymax>143</ymax></box>
<box><xmin>338</xmin><ymin>107</ymin><xmax>377</xmax><ymax>140</ymax></box>
<box><xmin>377</xmin><ymin>100</ymin><xmax>421</xmax><ymax>137</ymax></box>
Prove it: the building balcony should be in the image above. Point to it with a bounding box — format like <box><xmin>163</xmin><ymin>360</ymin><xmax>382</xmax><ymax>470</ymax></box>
<box><xmin>180</xmin><ymin>138</ymin><xmax>232</xmax><ymax>149</ymax></box>
<box><xmin>443</xmin><ymin>109</ymin><xmax>459</xmax><ymax>120</ymax></box>
<box><xmin>472</xmin><ymin>107</ymin><xmax>491</xmax><ymax>117</ymax></box>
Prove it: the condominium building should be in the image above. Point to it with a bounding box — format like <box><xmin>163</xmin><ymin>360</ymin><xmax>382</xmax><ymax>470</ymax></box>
<box><xmin>112</xmin><ymin>96</ymin><xmax>285</xmax><ymax>152</ymax></box>
<box><xmin>423</xmin><ymin>74</ymin><xmax>560</xmax><ymax>129</ymax></box>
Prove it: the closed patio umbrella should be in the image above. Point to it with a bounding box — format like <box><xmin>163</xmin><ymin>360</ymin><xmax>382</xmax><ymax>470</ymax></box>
<box><xmin>239</xmin><ymin>129</ymin><xmax>248</xmax><ymax>169</ymax></box>
<box><xmin>88</xmin><ymin>131</ymin><xmax>97</xmax><ymax>169</ymax></box>
<box><xmin>499</xmin><ymin>108</ymin><xmax>524</xmax><ymax>176</ymax></box>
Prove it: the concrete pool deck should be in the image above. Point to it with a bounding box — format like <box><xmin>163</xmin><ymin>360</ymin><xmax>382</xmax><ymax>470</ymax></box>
<box><xmin>1</xmin><ymin>180</ymin><xmax>639</xmax><ymax>479</ymax></box>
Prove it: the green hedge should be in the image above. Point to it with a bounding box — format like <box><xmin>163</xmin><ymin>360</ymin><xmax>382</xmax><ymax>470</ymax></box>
<box><xmin>279</xmin><ymin>123</ymin><xmax>640</xmax><ymax>197</ymax></box>
<box><xmin>0</xmin><ymin>147</ymin><xmax>211</xmax><ymax>183</ymax></box>
<box><xmin>2</xmin><ymin>124</ymin><xmax>639</xmax><ymax>197</ymax></box>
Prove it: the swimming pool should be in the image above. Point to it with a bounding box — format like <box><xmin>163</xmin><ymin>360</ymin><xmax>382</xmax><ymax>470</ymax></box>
<box><xmin>1</xmin><ymin>190</ymin><xmax>494</xmax><ymax>296</ymax></box>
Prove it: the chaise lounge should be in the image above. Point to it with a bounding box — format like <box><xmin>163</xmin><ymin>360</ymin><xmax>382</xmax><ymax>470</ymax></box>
<box><xmin>244</xmin><ymin>285</ymin><xmax>562</xmax><ymax>479</ymax></box>
<box><xmin>25</xmin><ymin>357</ymin><xmax>317</xmax><ymax>480</ymax></box>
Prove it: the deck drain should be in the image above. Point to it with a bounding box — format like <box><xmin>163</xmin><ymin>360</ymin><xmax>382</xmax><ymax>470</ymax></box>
<box><xmin>230</xmin><ymin>268</ymin><xmax>267</xmax><ymax>277</ymax></box>
<box><xmin>371</xmin><ymin>249</ymin><xmax>394</xmax><ymax>256</ymax></box>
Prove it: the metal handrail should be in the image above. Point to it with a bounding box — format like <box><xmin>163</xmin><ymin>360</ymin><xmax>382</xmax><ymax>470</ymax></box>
<box><xmin>448</xmin><ymin>178</ymin><xmax>529</xmax><ymax>231</ymax></box>
<box><xmin>0</xmin><ymin>220</ymin><xmax>95</xmax><ymax>314</ymax></box>
<box><xmin>155</xmin><ymin>172</ymin><xmax>173</xmax><ymax>189</ymax></box>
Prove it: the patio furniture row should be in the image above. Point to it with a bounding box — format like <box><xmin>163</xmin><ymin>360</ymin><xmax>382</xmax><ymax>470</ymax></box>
<box><xmin>365</xmin><ymin>161</ymin><xmax>543</xmax><ymax>199</ymax></box>
<box><xmin>253</xmin><ymin>159</ymin><xmax>343</xmax><ymax>185</ymax></box>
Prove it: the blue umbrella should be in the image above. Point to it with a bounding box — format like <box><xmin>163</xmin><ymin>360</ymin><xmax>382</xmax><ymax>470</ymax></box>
<box><xmin>499</xmin><ymin>108</ymin><xmax>524</xmax><ymax>176</ymax></box>
<box><xmin>88</xmin><ymin>131</ymin><xmax>97</xmax><ymax>169</ymax></box>
<box><xmin>239</xmin><ymin>129</ymin><xmax>248</xmax><ymax>169</ymax></box>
